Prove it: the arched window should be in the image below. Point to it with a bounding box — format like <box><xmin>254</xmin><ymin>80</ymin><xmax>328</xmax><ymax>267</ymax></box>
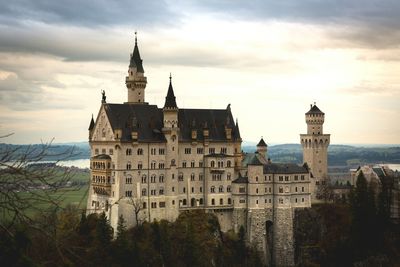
<box><xmin>137</xmin><ymin>148</ymin><xmax>143</xmax><ymax>155</ymax></box>
<box><xmin>126</xmin><ymin>148</ymin><xmax>132</xmax><ymax>155</ymax></box>
<box><xmin>191</xmin><ymin>173</ymin><xmax>195</xmax><ymax>181</ymax></box>
<box><xmin>199</xmin><ymin>198</ymin><xmax>204</xmax><ymax>205</ymax></box>
<box><xmin>182</xmin><ymin>199</ymin><xmax>187</xmax><ymax>206</ymax></box>
<box><xmin>159</xmin><ymin>175</ymin><xmax>164</xmax><ymax>183</ymax></box>
<box><xmin>171</xmin><ymin>159</ymin><xmax>176</xmax><ymax>166</ymax></box>
<box><xmin>228</xmin><ymin>198</ymin><xmax>232</xmax><ymax>205</ymax></box>
<box><xmin>220</xmin><ymin>198</ymin><xmax>223</xmax><ymax>205</ymax></box>
<box><xmin>227</xmin><ymin>173</ymin><xmax>231</xmax><ymax>180</ymax></box>
<box><xmin>211</xmin><ymin>186</ymin><xmax>215</xmax><ymax>193</ymax></box>
<box><xmin>141</xmin><ymin>175</ymin><xmax>147</xmax><ymax>183</ymax></box>
<box><xmin>219</xmin><ymin>185</ymin><xmax>224</xmax><ymax>193</ymax></box>
<box><xmin>211</xmin><ymin>161</ymin><xmax>215</xmax><ymax>168</ymax></box>
<box><xmin>126</xmin><ymin>162</ymin><xmax>131</xmax><ymax>170</ymax></box>
<box><xmin>227</xmin><ymin>186</ymin><xmax>231</xmax><ymax>192</ymax></box>
<box><xmin>151</xmin><ymin>175</ymin><xmax>156</xmax><ymax>183</ymax></box>
<box><xmin>142</xmin><ymin>188</ymin><xmax>147</xmax><ymax>196</ymax></box>
<box><xmin>211</xmin><ymin>199</ymin><xmax>215</xmax><ymax>205</ymax></box>
<box><xmin>227</xmin><ymin>160</ymin><xmax>231</xmax><ymax>167</ymax></box>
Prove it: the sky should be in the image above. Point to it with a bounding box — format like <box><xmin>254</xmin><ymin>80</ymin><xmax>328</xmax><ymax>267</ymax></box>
<box><xmin>0</xmin><ymin>0</ymin><xmax>399</xmax><ymax>145</ymax></box>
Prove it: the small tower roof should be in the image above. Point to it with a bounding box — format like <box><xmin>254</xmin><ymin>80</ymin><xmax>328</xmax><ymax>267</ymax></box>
<box><xmin>306</xmin><ymin>103</ymin><xmax>324</xmax><ymax>115</ymax></box>
<box><xmin>129</xmin><ymin>32</ymin><xmax>144</xmax><ymax>73</ymax></box>
<box><xmin>88</xmin><ymin>114</ymin><xmax>95</xmax><ymax>130</ymax></box>
<box><xmin>235</xmin><ymin>118</ymin><xmax>241</xmax><ymax>139</ymax></box>
<box><xmin>163</xmin><ymin>74</ymin><xmax>178</xmax><ymax>109</ymax></box>
<box><xmin>257</xmin><ymin>137</ymin><xmax>267</xmax><ymax>147</ymax></box>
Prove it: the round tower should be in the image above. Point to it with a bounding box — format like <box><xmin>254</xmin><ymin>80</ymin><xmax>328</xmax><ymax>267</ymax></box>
<box><xmin>300</xmin><ymin>103</ymin><xmax>330</xmax><ymax>200</ymax></box>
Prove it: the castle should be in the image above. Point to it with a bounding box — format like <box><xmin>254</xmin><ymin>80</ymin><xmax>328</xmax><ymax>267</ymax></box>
<box><xmin>86</xmin><ymin>35</ymin><xmax>330</xmax><ymax>266</ymax></box>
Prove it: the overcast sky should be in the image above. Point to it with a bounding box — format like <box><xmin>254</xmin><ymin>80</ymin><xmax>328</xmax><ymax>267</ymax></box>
<box><xmin>0</xmin><ymin>0</ymin><xmax>399</xmax><ymax>145</ymax></box>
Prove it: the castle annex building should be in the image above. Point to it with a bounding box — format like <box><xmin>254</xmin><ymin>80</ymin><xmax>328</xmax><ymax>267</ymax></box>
<box><xmin>87</xmin><ymin>36</ymin><xmax>328</xmax><ymax>266</ymax></box>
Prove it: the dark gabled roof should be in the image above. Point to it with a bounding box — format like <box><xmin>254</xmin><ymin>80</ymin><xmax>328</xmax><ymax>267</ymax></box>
<box><xmin>92</xmin><ymin>154</ymin><xmax>111</xmax><ymax>160</ymax></box>
<box><xmin>232</xmin><ymin>173</ymin><xmax>248</xmax><ymax>184</ymax></box>
<box><xmin>306</xmin><ymin>104</ymin><xmax>324</xmax><ymax>115</ymax></box>
<box><xmin>164</xmin><ymin>77</ymin><xmax>178</xmax><ymax>109</ymax></box>
<box><xmin>263</xmin><ymin>163</ymin><xmax>309</xmax><ymax>174</ymax></box>
<box><xmin>129</xmin><ymin>37</ymin><xmax>144</xmax><ymax>73</ymax></box>
<box><xmin>102</xmin><ymin>103</ymin><xmax>241</xmax><ymax>142</ymax></box>
<box><xmin>257</xmin><ymin>138</ymin><xmax>267</xmax><ymax>147</ymax></box>
<box><xmin>88</xmin><ymin>115</ymin><xmax>95</xmax><ymax>130</ymax></box>
<box><xmin>104</xmin><ymin>103</ymin><xmax>166</xmax><ymax>142</ymax></box>
<box><xmin>178</xmin><ymin>108</ymin><xmax>240</xmax><ymax>142</ymax></box>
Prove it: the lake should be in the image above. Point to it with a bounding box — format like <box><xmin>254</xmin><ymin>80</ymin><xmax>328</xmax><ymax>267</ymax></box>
<box><xmin>58</xmin><ymin>159</ymin><xmax>90</xmax><ymax>169</ymax></box>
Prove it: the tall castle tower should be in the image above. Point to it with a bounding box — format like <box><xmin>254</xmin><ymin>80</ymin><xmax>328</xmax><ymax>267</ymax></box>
<box><xmin>300</xmin><ymin>103</ymin><xmax>330</xmax><ymax>200</ymax></box>
<box><xmin>126</xmin><ymin>33</ymin><xmax>147</xmax><ymax>103</ymax></box>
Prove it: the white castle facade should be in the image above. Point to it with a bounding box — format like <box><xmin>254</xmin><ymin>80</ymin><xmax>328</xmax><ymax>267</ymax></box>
<box><xmin>86</xmin><ymin>36</ymin><xmax>330</xmax><ymax>266</ymax></box>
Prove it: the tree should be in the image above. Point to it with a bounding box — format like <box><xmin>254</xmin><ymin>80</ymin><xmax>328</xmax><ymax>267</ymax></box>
<box><xmin>127</xmin><ymin>197</ymin><xmax>145</xmax><ymax>226</ymax></box>
<box><xmin>0</xmin><ymin>140</ymin><xmax>79</xmax><ymax>236</ymax></box>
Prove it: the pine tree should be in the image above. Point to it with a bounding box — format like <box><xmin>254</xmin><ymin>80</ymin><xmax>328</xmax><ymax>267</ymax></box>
<box><xmin>116</xmin><ymin>214</ymin><xmax>127</xmax><ymax>241</ymax></box>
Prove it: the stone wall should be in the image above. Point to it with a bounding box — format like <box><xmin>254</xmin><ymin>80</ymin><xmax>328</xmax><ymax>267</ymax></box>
<box><xmin>273</xmin><ymin>208</ymin><xmax>295</xmax><ymax>267</ymax></box>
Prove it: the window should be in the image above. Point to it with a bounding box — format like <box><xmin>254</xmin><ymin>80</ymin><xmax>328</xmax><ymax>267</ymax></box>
<box><xmin>294</xmin><ymin>175</ymin><xmax>299</xmax><ymax>181</ymax></box>
<box><xmin>211</xmin><ymin>186</ymin><xmax>215</xmax><ymax>193</ymax></box>
<box><xmin>143</xmin><ymin>202</ymin><xmax>147</xmax><ymax>209</ymax></box>
<box><xmin>227</xmin><ymin>173</ymin><xmax>231</xmax><ymax>180</ymax></box>
<box><xmin>197</xmin><ymin>147</ymin><xmax>203</xmax><ymax>154</ymax></box>
<box><xmin>159</xmin><ymin>188</ymin><xmax>164</xmax><ymax>195</ymax></box>
<box><xmin>302</xmin><ymin>187</ymin><xmax>305</xmax><ymax>192</ymax></box>
<box><xmin>256</xmin><ymin>200</ymin><xmax>259</xmax><ymax>204</ymax></box>
<box><xmin>239</xmin><ymin>199</ymin><xmax>246</xmax><ymax>203</ymax></box>
<box><xmin>126</xmin><ymin>162</ymin><xmax>131</xmax><ymax>170</ymax></box>
<box><xmin>151</xmin><ymin>189</ymin><xmax>156</xmax><ymax>195</ymax></box>
<box><xmin>295</xmin><ymin>198</ymin><xmax>298</xmax><ymax>203</ymax></box>
<box><xmin>239</xmin><ymin>187</ymin><xmax>245</xmax><ymax>193</ymax></box>
<box><xmin>159</xmin><ymin>148</ymin><xmax>165</xmax><ymax>155</ymax></box>
<box><xmin>191</xmin><ymin>187</ymin><xmax>194</xmax><ymax>193</ymax></box>
<box><xmin>285</xmin><ymin>186</ymin><xmax>289</xmax><ymax>193</ymax></box>
<box><xmin>212</xmin><ymin>174</ymin><xmax>222</xmax><ymax>181</ymax></box>
<box><xmin>159</xmin><ymin>201</ymin><xmax>166</xmax><ymax>208</ymax></box>
<box><xmin>199</xmin><ymin>173</ymin><xmax>204</xmax><ymax>181</ymax></box>
<box><xmin>228</xmin><ymin>198</ymin><xmax>232</xmax><ymax>204</ymax></box>
<box><xmin>182</xmin><ymin>199</ymin><xmax>187</xmax><ymax>206</ymax></box>
<box><xmin>141</xmin><ymin>175</ymin><xmax>147</xmax><ymax>183</ymax></box>
<box><xmin>141</xmin><ymin>189</ymin><xmax>147</xmax><ymax>196</ymax></box>
<box><xmin>183</xmin><ymin>187</ymin><xmax>186</xmax><ymax>193</ymax></box>
<box><xmin>151</xmin><ymin>161</ymin><xmax>156</xmax><ymax>169</ymax></box>
<box><xmin>185</xmin><ymin>148</ymin><xmax>191</xmax><ymax>154</ymax></box>
<box><xmin>137</xmin><ymin>148</ymin><xmax>143</xmax><ymax>155</ymax></box>
<box><xmin>302</xmin><ymin>197</ymin><xmax>305</xmax><ymax>202</ymax></box>
<box><xmin>158</xmin><ymin>162</ymin><xmax>165</xmax><ymax>169</ymax></box>
<box><xmin>295</xmin><ymin>187</ymin><xmax>298</xmax><ymax>192</ymax></box>
<box><xmin>211</xmin><ymin>161</ymin><xmax>215</xmax><ymax>168</ymax></box>
<box><xmin>285</xmin><ymin>176</ymin><xmax>289</xmax><ymax>181</ymax></box>
<box><xmin>150</xmin><ymin>148</ymin><xmax>156</xmax><ymax>155</ymax></box>
<box><xmin>256</xmin><ymin>176</ymin><xmax>259</xmax><ymax>182</ymax></box>
<box><xmin>151</xmin><ymin>175</ymin><xmax>156</xmax><ymax>183</ymax></box>
<box><xmin>172</xmin><ymin>200</ymin><xmax>175</xmax><ymax>205</ymax></box>
<box><xmin>126</xmin><ymin>176</ymin><xmax>132</xmax><ymax>184</ymax></box>
<box><xmin>279</xmin><ymin>176</ymin><xmax>283</xmax><ymax>181</ymax></box>
<box><xmin>151</xmin><ymin>202</ymin><xmax>157</xmax><ymax>208</ymax></box>
<box><xmin>199</xmin><ymin>161</ymin><xmax>203</xmax><ymax>167</ymax></box>
<box><xmin>182</xmin><ymin>161</ymin><xmax>187</xmax><ymax>168</ymax></box>
<box><xmin>199</xmin><ymin>198</ymin><xmax>204</xmax><ymax>205</ymax></box>
<box><xmin>279</xmin><ymin>198</ymin><xmax>283</xmax><ymax>204</ymax></box>
<box><xmin>200</xmin><ymin>187</ymin><xmax>203</xmax><ymax>193</ymax></box>
<box><xmin>301</xmin><ymin>175</ymin><xmax>305</xmax><ymax>181</ymax></box>
<box><xmin>227</xmin><ymin>186</ymin><xmax>231</xmax><ymax>192</ymax></box>
<box><xmin>279</xmin><ymin>187</ymin><xmax>283</xmax><ymax>193</ymax></box>
<box><xmin>256</xmin><ymin>188</ymin><xmax>259</xmax><ymax>194</ymax></box>
<box><xmin>219</xmin><ymin>185</ymin><xmax>224</xmax><ymax>193</ymax></box>
<box><xmin>126</xmin><ymin>148</ymin><xmax>132</xmax><ymax>155</ymax></box>
<box><xmin>125</xmin><ymin>191</ymin><xmax>132</xmax><ymax>197</ymax></box>
<box><xmin>191</xmin><ymin>161</ymin><xmax>195</xmax><ymax>168</ymax></box>
<box><xmin>95</xmin><ymin>148</ymin><xmax>99</xmax><ymax>155</ymax></box>
<box><xmin>218</xmin><ymin>161</ymin><xmax>223</xmax><ymax>168</ymax></box>
<box><xmin>138</xmin><ymin>162</ymin><xmax>143</xmax><ymax>169</ymax></box>
<box><xmin>102</xmin><ymin>148</ymin><xmax>106</xmax><ymax>154</ymax></box>
<box><xmin>227</xmin><ymin>160</ymin><xmax>231</xmax><ymax>167</ymax></box>
<box><xmin>190</xmin><ymin>173</ymin><xmax>195</xmax><ymax>181</ymax></box>
<box><xmin>220</xmin><ymin>147</ymin><xmax>227</xmax><ymax>154</ymax></box>
<box><xmin>109</xmin><ymin>149</ymin><xmax>113</xmax><ymax>155</ymax></box>
<box><xmin>159</xmin><ymin>175</ymin><xmax>164</xmax><ymax>183</ymax></box>
<box><xmin>172</xmin><ymin>186</ymin><xmax>175</xmax><ymax>192</ymax></box>
<box><xmin>178</xmin><ymin>173</ymin><xmax>184</xmax><ymax>181</ymax></box>
<box><xmin>209</xmin><ymin>148</ymin><xmax>215</xmax><ymax>154</ymax></box>
<box><xmin>211</xmin><ymin>199</ymin><xmax>215</xmax><ymax>205</ymax></box>
<box><xmin>220</xmin><ymin>198</ymin><xmax>223</xmax><ymax>205</ymax></box>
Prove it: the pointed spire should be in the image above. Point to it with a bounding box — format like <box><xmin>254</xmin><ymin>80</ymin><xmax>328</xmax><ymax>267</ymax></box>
<box><xmin>234</xmin><ymin>118</ymin><xmax>241</xmax><ymax>139</ymax></box>
<box><xmin>129</xmin><ymin>31</ymin><xmax>144</xmax><ymax>73</ymax></box>
<box><xmin>88</xmin><ymin>114</ymin><xmax>95</xmax><ymax>130</ymax></box>
<box><xmin>257</xmin><ymin>137</ymin><xmax>267</xmax><ymax>147</ymax></box>
<box><xmin>164</xmin><ymin>74</ymin><xmax>178</xmax><ymax>109</ymax></box>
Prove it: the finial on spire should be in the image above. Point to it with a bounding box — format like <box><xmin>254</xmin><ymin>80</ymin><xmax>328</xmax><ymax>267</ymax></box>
<box><xmin>169</xmin><ymin>72</ymin><xmax>172</xmax><ymax>82</ymax></box>
<box><xmin>134</xmin><ymin>31</ymin><xmax>137</xmax><ymax>46</ymax></box>
<box><xmin>314</xmin><ymin>101</ymin><xmax>316</xmax><ymax>106</ymax></box>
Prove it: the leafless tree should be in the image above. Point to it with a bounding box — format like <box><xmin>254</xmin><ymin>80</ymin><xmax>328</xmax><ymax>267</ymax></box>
<box><xmin>0</xmin><ymin>138</ymin><xmax>81</xmax><ymax>236</ymax></box>
<box><xmin>126</xmin><ymin>197</ymin><xmax>145</xmax><ymax>226</ymax></box>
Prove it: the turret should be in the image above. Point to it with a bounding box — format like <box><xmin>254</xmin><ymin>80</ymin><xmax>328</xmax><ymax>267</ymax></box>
<box><xmin>256</xmin><ymin>137</ymin><xmax>268</xmax><ymax>159</ymax></box>
<box><xmin>305</xmin><ymin>103</ymin><xmax>325</xmax><ymax>135</ymax></box>
<box><xmin>126</xmin><ymin>32</ymin><xmax>147</xmax><ymax>104</ymax></box>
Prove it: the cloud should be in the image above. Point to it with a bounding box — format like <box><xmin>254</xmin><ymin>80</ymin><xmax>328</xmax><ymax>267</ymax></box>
<box><xmin>0</xmin><ymin>0</ymin><xmax>177</xmax><ymax>27</ymax></box>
